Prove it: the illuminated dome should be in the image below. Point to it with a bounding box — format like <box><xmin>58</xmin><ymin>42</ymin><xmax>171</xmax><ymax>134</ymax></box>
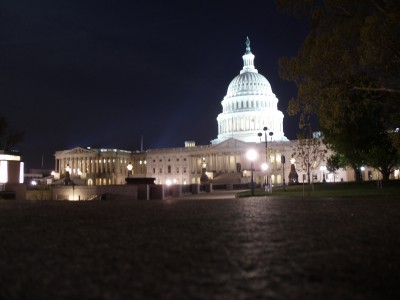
<box><xmin>211</xmin><ymin>37</ymin><xmax>287</xmax><ymax>144</ymax></box>
<box><xmin>227</xmin><ymin>72</ymin><xmax>272</xmax><ymax>97</ymax></box>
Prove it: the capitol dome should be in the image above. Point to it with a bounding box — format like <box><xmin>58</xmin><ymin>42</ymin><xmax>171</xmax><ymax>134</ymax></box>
<box><xmin>226</xmin><ymin>71</ymin><xmax>272</xmax><ymax>98</ymax></box>
<box><xmin>211</xmin><ymin>37</ymin><xmax>287</xmax><ymax>144</ymax></box>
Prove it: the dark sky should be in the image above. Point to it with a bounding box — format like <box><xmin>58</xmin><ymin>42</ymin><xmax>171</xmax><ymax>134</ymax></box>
<box><xmin>1</xmin><ymin>0</ymin><xmax>308</xmax><ymax>170</ymax></box>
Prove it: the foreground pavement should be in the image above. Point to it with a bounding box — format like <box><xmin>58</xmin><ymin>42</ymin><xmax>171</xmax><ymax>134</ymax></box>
<box><xmin>0</xmin><ymin>195</ymin><xmax>399</xmax><ymax>299</ymax></box>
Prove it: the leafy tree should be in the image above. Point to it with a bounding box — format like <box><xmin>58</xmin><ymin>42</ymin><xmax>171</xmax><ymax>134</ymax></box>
<box><xmin>0</xmin><ymin>116</ymin><xmax>24</xmax><ymax>151</ymax></box>
<box><xmin>277</xmin><ymin>0</ymin><xmax>400</xmax><ymax>179</ymax></box>
<box><xmin>326</xmin><ymin>153</ymin><xmax>343</xmax><ymax>182</ymax></box>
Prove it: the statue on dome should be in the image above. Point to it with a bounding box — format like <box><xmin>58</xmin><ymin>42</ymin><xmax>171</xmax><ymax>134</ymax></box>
<box><xmin>245</xmin><ymin>36</ymin><xmax>251</xmax><ymax>53</ymax></box>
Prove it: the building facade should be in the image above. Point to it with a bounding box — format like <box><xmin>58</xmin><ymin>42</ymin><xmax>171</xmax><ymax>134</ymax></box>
<box><xmin>54</xmin><ymin>147</ymin><xmax>146</xmax><ymax>185</ymax></box>
<box><xmin>54</xmin><ymin>38</ymin><xmax>362</xmax><ymax>186</ymax></box>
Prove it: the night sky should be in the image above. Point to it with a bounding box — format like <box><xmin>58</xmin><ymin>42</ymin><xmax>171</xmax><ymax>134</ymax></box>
<box><xmin>1</xmin><ymin>0</ymin><xmax>308</xmax><ymax>170</ymax></box>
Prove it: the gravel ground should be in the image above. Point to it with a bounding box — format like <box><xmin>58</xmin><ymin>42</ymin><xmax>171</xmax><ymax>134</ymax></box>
<box><xmin>0</xmin><ymin>196</ymin><xmax>400</xmax><ymax>300</ymax></box>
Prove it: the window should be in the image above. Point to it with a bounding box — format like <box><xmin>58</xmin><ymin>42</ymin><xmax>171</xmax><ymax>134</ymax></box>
<box><xmin>153</xmin><ymin>168</ymin><xmax>155</xmax><ymax>174</ymax></box>
<box><xmin>176</xmin><ymin>167</ymin><xmax>179</xmax><ymax>173</ymax></box>
<box><xmin>159</xmin><ymin>168</ymin><xmax>163</xmax><ymax>173</ymax></box>
<box><xmin>183</xmin><ymin>167</ymin><xmax>187</xmax><ymax>173</ymax></box>
<box><xmin>168</xmin><ymin>165</ymin><xmax>171</xmax><ymax>173</ymax></box>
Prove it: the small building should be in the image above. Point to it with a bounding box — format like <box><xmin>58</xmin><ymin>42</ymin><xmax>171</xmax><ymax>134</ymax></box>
<box><xmin>0</xmin><ymin>150</ymin><xmax>26</xmax><ymax>200</ymax></box>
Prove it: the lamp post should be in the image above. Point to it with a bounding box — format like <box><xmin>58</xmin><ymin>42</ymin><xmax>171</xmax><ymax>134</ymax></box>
<box><xmin>247</xmin><ymin>149</ymin><xmax>257</xmax><ymax>196</ymax></box>
<box><xmin>261</xmin><ymin>162</ymin><xmax>268</xmax><ymax>193</ymax></box>
<box><xmin>64</xmin><ymin>164</ymin><xmax>71</xmax><ymax>186</ymax></box>
<box><xmin>289</xmin><ymin>157</ymin><xmax>299</xmax><ymax>185</ymax></box>
<box><xmin>127</xmin><ymin>162</ymin><xmax>133</xmax><ymax>177</ymax></box>
<box><xmin>320</xmin><ymin>165</ymin><xmax>327</xmax><ymax>182</ymax></box>
<box><xmin>360</xmin><ymin>166</ymin><xmax>365</xmax><ymax>181</ymax></box>
<box><xmin>259</xmin><ymin>127</ymin><xmax>270</xmax><ymax>186</ymax></box>
<box><xmin>281</xmin><ymin>155</ymin><xmax>286</xmax><ymax>191</ymax></box>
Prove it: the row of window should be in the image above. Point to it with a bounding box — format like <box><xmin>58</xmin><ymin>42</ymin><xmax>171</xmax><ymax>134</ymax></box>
<box><xmin>153</xmin><ymin>166</ymin><xmax>187</xmax><ymax>174</ymax></box>
<box><xmin>224</xmin><ymin>100</ymin><xmax>273</xmax><ymax>111</ymax></box>
<box><xmin>152</xmin><ymin>158</ymin><xmax>187</xmax><ymax>163</ymax></box>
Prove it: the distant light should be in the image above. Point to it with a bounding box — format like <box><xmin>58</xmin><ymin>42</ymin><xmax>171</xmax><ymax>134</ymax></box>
<box><xmin>360</xmin><ymin>166</ymin><xmax>365</xmax><ymax>171</ymax></box>
<box><xmin>166</xmin><ymin>179</ymin><xmax>172</xmax><ymax>186</ymax></box>
<box><xmin>31</xmin><ymin>180</ymin><xmax>37</xmax><ymax>186</ymax></box>
<box><xmin>0</xmin><ymin>161</ymin><xmax>8</xmax><ymax>183</ymax></box>
<box><xmin>261</xmin><ymin>163</ymin><xmax>268</xmax><ymax>171</ymax></box>
<box><xmin>20</xmin><ymin>162</ymin><xmax>24</xmax><ymax>183</ymax></box>
<box><xmin>246</xmin><ymin>149</ymin><xmax>257</xmax><ymax>161</ymax></box>
<box><xmin>0</xmin><ymin>154</ymin><xmax>20</xmax><ymax>161</ymax></box>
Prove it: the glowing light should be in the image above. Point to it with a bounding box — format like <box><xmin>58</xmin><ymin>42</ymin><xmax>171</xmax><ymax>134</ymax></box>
<box><xmin>0</xmin><ymin>154</ymin><xmax>20</xmax><ymax>161</ymax></box>
<box><xmin>246</xmin><ymin>149</ymin><xmax>257</xmax><ymax>161</ymax></box>
<box><xmin>31</xmin><ymin>180</ymin><xmax>37</xmax><ymax>186</ymax></box>
<box><xmin>290</xmin><ymin>158</ymin><xmax>296</xmax><ymax>164</ymax></box>
<box><xmin>166</xmin><ymin>179</ymin><xmax>172</xmax><ymax>186</ymax></box>
<box><xmin>360</xmin><ymin>166</ymin><xmax>365</xmax><ymax>171</ymax></box>
<box><xmin>127</xmin><ymin>163</ymin><xmax>133</xmax><ymax>171</ymax></box>
<box><xmin>19</xmin><ymin>162</ymin><xmax>24</xmax><ymax>183</ymax></box>
<box><xmin>0</xmin><ymin>161</ymin><xmax>8</xmax><ymax>183</ymax></box>
<box><xmin>261</xmin><ymin>163</ymin><xmax>268</xmax><ymax>171</ymax></box>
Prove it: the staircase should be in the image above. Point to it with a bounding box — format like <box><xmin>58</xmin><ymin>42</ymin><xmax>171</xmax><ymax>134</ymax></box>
<box><xmin>212</xmin><ymin>173</ymin><xmax>246</xmax><ymax>185</ymax></box>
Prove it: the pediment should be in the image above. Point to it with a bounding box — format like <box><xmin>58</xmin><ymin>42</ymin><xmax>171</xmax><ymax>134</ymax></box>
<box><xmin>211</xmin><ymin>138</ymin><xmax>253</xmax><ymax>150</ymax></box>
<box><xmin>63</xmin><ymin>147</ymin><xmax>96</xmax><ymax>155</ymax></box>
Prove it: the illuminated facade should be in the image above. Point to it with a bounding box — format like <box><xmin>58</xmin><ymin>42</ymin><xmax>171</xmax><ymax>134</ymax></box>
<box><xmin>0</xmin><ymin>151</ymin><xmax>24</xmax><ymax>185</ymax></box>
<box><xmin>54</xmin><ymin>38</ymin><xmax>357</xmax><ymax>186</ymax></box>
<box><xmin>54</xmin><ymin>147</ymin><xmax>146</xmax><ymax>185</ymax></box>
<box><xmin>212</xmin><ymin>37</ymin><xmax>286</xmax><ymax>144</ymax></box>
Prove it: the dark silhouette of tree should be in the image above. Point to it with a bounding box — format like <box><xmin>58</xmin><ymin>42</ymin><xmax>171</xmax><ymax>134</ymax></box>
<box><xmin>0</xmin><ymin>116</ymin><xmax>24</xmax><ymax>151</ymax></box>
<box><xmin>276</xmin><ymin>0</ymin><xmax>400</xmax><ymax>179</ymax></box>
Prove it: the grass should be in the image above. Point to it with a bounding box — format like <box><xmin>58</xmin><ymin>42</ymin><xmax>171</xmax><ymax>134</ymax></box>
<box><xmin>236</xmin><ymin>180</ymin><xmax>400</xmax><ymax>199</ymax></box>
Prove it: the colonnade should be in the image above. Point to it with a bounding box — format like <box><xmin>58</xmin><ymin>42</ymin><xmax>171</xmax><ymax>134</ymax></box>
<box><xmin>218</xmin><ymin>116</ymin><xmax>282</xmax><ymax>135</ymax></box>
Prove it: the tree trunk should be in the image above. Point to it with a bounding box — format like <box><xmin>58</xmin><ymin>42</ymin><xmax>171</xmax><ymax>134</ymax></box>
<box><xmin>354</xmin><ymin>168</ymin><xmax>362</xmax><ymax>181</ymax></box>
<box><xmin>381</xmin><ymin>169</ymin><xmax>390</xmax><ymax>181</ymax></box>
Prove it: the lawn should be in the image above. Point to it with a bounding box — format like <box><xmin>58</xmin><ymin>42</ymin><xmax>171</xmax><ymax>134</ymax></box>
<box><xmin>237</xmin><ymin>180</ymin><xmax>400</xmax><ymax>199</ymax></box>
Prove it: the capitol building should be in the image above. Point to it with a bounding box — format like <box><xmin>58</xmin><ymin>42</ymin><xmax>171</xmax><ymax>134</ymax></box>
<box><xmin>54</xmin><ymin>38</ymin><xmax>354</xmax><ymax>186</ymax></box>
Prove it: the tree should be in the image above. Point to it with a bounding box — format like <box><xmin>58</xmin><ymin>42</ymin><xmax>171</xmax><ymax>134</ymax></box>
<box><xmin>0</xmin><ymin>116</ymin><xmax>24</xmax><ymax>151</ymax></box>
<box><xmin>277</xmin><ymin>0</ymin><xmax>400</xmax><ymax>179</ymax></box>
<box><xmin>291</xmin><ymin>130</ymin><xmax>327</xmax><ymax>193</ymax></box>
<box><xmin>326</xmin><ymin>153</ymin><xmax>345</xmax><ymax>182</ymax></box>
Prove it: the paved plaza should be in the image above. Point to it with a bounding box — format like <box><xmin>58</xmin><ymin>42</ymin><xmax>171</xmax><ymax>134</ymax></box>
<box><xmin>1</xmin><ymin>193</ymin><xmax>400</xmax><ymax>299</ymax></box>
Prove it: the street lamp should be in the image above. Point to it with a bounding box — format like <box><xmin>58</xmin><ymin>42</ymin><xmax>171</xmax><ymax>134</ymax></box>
<box><xmin>259</xmin><ymin>127</ymin><xmax>272</xmax><ymax>186</ymax></box>
<box><xmin>127</xmin><ymin>162</ymin><xmax>133</xmax><ymax>177</ymax></box>
<box><xmin>247</xmin><ymin>149</ymin><xmax>257</xmax><ymax>196</ymax></box>
<box><xmin>261</xmin><ymin>162</ymin><xmax>268</xmax><ymax>192</ymax></box>
<box><xmin>281</xmin><ymin>155</ymin><xmax>286</xmax><ymax>191</ymax></box>
<box><xmin>360</xmin><ymin>166</ymin><xmax>365</xmax><ymax>180</ymax></box>
<box><xmin>65</xmin><ymin>164</ymin><xmax>71</xmax><ymax>175</ymax></box>
<box><xmin>320</xmin><ymin>165</ymin><xmax>327</xmax><ymax>182</ymax></box>
<box><xmin>289</xmin><ymin>157</ymin><xmax>299</xmax><ymax>185</ymax></box>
